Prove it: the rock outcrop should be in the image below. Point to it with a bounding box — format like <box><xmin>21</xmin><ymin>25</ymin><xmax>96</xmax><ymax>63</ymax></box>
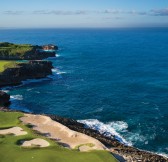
<box><xmin>23</xmin><ymin>49</ymin><xmax>56</xmax><ymax>60</ymax></box>
<box><xmin>0</xmin><ymin>61</ymin><xmax>53</xmax><ymax>87</ymax></box>
<box><xmin>0</xmin><ymin>91</ymin><xmax>10</xmax><ymax>106</ymax></box>
<box><xmin>0</xmin><ymin>42</ymin><xmax>58</xmax><ymax>60</ymax></box>
<box><xmin>49</xmin><ymin>114</ymin><xmax>168</xmax><ymax>162</ymax></box>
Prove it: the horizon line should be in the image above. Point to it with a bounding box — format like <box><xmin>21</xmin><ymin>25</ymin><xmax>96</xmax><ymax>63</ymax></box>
<box><xmin>1</xmin><ymin>26</ymin><xmax>168</xmax><ymax>30</ymax></box>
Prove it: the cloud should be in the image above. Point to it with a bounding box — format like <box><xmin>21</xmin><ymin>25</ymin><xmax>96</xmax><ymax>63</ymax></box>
<box><xmin>33</xmin><ymin>9</ymin><xmax>122</xmax><ymax>15</ymax></box>
<box><xmin>101</xmin><ymin>9</ymin><xmax>121</xmax><ymax>14</ymax></box>
<box><xmin>2</xmin><ymin>8</ymin><xmax>168</xmax><ymax>17</ymax></box>
<box><xmin>127</xmin><ymin>10</ymin><xmax>147</xmax><ymax>15</ymax></box>
<box><xmin>3</xmin><ymin>10</ymin><xmax>24</xmax><ymax>15</ymax></box>
<box><xmin>102</xmin><ymin>16</ymin><xmax>124</xmax><ymax>20</ymax></box>
<box><xmin>150</xmin><ymin>8</ymin><xmax>168</xmax><ymax>16</ymax></box>
<box><xmin>32</xmin><ymin>10</ymin><xmax>88</xmax><ymax>15</ymax></box>
<box><xmin>100</xmin><ymin>9</ymin><xmax>147</xmax><ymax>16</ymax></box>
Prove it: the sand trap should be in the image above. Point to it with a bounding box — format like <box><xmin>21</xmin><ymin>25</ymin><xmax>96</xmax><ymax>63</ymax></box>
<box><xmin>0</xmin><ymin>127</ymin><xmax>27</xmax><ymax>136</ymax></box>
<box><xmin>21</xmin><ymin>138</ymin><xmax>50</xmax><ymax>147</ymax></box>
<box><xmin>20</xmin><ymin>114</ymin><xmax>107</xmax><ymax>151</ymax></box>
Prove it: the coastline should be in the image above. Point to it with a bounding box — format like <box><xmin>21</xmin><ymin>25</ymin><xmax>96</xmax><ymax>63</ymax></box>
<box><xmin>1</xmin><ymin>88</ymin><xmax>168</xmax><ymax>161</ymax></box>
<box><xmin>0</xmin><ymin>110</ymin><xmax>117</xmax><ymax>162</ymax></box>
<box><xmin>0</xmin><ymin>43</ymin><xmax>168</xmax><ymax>162</ymax></box>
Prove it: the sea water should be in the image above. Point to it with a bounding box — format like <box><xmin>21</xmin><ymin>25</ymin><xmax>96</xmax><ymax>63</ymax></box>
<box><xmin>0</xmin><ymin>28</ymin><xmax>168</xmax><ymax>156</ymax></box>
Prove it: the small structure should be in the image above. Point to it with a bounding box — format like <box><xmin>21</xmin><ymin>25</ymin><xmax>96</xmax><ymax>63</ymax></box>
<box><xmin>42</xmin><ymin>44</ymin><xmax>56</xmax><ymax>51</ymax></box>
<box><xmin>35</xmin><ymin>44</ymin><xmax>57</xmax><ymax>54</ymax></box>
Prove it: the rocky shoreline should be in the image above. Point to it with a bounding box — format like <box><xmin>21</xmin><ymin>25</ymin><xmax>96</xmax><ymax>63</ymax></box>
<box><xmin>48</xmin><ymin>114</ymin><xmax>168</xmax><ymax>162</ymax></box>
<box><xmin>0</xmin><ymin>43</ymin><xmax>168</xmax><ymax>162</ymax></box>
<box><xmin>1</xmin><ymin>103</ymin><xmax>167</xmax><ymax>162</ymax></box>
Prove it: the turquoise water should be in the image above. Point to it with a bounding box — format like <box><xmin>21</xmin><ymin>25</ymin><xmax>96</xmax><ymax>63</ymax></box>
<box><xmin>0</xmin><ymin>28</ymin><xmax>168</xmax><ymax>156</ymax></box>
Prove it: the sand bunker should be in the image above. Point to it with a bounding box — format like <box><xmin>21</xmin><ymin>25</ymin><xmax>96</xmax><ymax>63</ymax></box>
<box><xmin>21</xmin><ymin>138</ymin><xmax>50</xmax><ymax>147</ymax></box>
<box><xmin>20</xmin><ymin>114</ymin><xmax>107</xmax><ymax>151</ymax></box>
<box><xmin>0</xmin><ymin>127</ymin><xmax>27</xmax><ymax>136</ymax></box>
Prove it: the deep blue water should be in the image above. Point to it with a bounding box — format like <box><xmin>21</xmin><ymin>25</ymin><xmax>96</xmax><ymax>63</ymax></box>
<box><xmin>0</xmin><ymin>28</ymin><xmax>168</xmax><ymax>156</ymax></box>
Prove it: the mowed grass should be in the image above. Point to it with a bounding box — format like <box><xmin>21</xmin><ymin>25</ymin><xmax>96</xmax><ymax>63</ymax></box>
<box><xmin>0</xmin><ymin>61</ymin><xmax>18</xmax><ymax>73</ymax></box>
<box><xmin>0</xmin><ymin>111</ymin><xmax>117</xmax><ymax>162</ymax></box>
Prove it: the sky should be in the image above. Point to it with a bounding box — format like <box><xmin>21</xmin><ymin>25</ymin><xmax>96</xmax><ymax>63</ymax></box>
<box><xmin>0</xmin><ymin>0</ymin><xmax>168</xmax><ymax>28</ymax></box>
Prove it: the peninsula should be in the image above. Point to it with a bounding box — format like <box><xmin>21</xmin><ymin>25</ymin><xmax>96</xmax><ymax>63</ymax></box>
<box><xmin>0</xmin><ymin>42</ymin><xmax>58</xmax><ymax>60</ymax></box>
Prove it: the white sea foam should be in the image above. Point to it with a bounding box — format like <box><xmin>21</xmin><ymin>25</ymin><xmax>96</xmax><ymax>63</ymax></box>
<box><xmin>93</xmin><ymin>107</ymin><xmax>103</xmax><ymax>113</ymax></box>
<box><xmin>78</xmin><ymin>119</ymin><xmax>131</xmax><ymax>146</ymax></box>
<box><xmin>158</xmin><ymin>153</ymin><xmax>168</xmax><ymax>158</ymax></box>
<box><xmin>1</xmin><ymin>90</ymin><xmax>10</xmax><ymax>93</ymax></box>
<box><xmin>155</xmin><ymin>147</ymin><xmax>168</xmax><ymax>158</ymax></box>
<box><xmin>35</xmin><ymin>91</ymin><xmax>40</xmax><ymax>94</ymax></box>
<box><xmin>125</xmin><ymin>132</ymin><xmax>147</xmax><ymax>144</ymax></box>
<box><xmin>52</xmin><ymin>68</ymin><xmax>67</xmax><ymax>75</ymax></box>
<box><xmin>78</xmin><ymin>119</ymin><xmax>168</xmax><ymax>157</ymax></box>
<box><xmin>26</xmin><ymin>88</ymin><xmax>33</xmax><ymax>91</ymax></box>
<box><xmin>57</xmin><ymin>71</ymin><xmax>67</xmax><ymax>75</ymax></box>
<box><xmin>108</xmin><ymin>121</ymin><xmax>128</xmax><ymax>132</ymax></box>
<box><xmin>10</xmin><ymin>95</ymin><xmax>23</xmax><ymax>101</ymax></box>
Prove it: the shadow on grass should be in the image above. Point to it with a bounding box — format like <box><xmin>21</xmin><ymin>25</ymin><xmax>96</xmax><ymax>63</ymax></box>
<box><xmin>16</xmin><ymin>137</ymin><xmax>34</xmax><ymax>145</ymax></box>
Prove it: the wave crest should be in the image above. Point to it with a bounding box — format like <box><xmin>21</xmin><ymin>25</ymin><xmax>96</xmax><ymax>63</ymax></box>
<box><xmin>10</xmin><ymin>95</ymin><xmax>23</xmax><ymax>101</ymax></box>
<box><xmin>52</xmin><ymin>68</ymin><xmax>67</xmax><ymax>75</ymax></box>
<box><xmin>78</xmin><ymin>119</ymin><xmax>131</xmax><ymax>146</ymax></box>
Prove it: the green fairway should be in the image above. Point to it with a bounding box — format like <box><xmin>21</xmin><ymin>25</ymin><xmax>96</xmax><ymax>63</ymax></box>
<box><xmin>0</xmin><ymin>111</ymin><xmax>117</xmax><ymax>162</ymax></box>
<box><xmin>0</xmin><ymin>61</ymin><xmax>18</xmax><ymax>73</ymax></box>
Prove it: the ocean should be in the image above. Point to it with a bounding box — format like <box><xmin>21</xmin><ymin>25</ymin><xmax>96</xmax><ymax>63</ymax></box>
<box><xmin>1</xmin><ymin>28</ymin><xmax>168</xmax><ymax>156</ymax></box>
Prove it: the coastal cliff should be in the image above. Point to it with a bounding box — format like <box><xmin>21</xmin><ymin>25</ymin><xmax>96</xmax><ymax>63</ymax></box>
<box><xmin>0</xmin><ymin>42</ymin><xmax>58</xmax><ymax>60</ymax></box>
<box><xmin>0</xmin><ymin>61</ymin><xmax>53</xmax><ymax>87</ymax></box>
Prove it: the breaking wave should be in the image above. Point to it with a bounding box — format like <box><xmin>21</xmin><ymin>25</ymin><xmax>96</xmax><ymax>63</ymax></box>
<box><xmin>10</xmin><ymin>95</ymin><xmax>23</xmax><ymax>101</ymax></box>
<box><xmin>78</xmin><ymin>119</ymin><xmax>131</xmax><ymax>146</ymax></box>
<box><xmin>52</xmin><ymin>68</ymin><xmax>67</xmax><ymax>75</ymax></box>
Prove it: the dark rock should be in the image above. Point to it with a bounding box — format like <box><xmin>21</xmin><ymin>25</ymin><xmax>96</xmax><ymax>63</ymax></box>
<box><xmin>23</xmin><ymin>48</ymin><xmax>56</xmax><ymax>60</ymax></box>
<box><xmin>0</xmin><ymin>91</ymin><xmax>10</xmax><ymax>106</ymax></box>
<box><xmin>0</xmin><ymin>60</ymin><xmax>53</xmax><ymax>87</ymax></box>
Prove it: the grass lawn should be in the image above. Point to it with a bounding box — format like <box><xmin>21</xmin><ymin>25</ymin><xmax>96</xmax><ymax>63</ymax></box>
<box><xmin>0</xmin><ymin>42</ymin><xmax>34</xmax><ymax>58</ymax></box>
<box><xmin>0</xmin><ymin>111</ymin><xmax>117</xmax><ymax>162</ymax></box>
<box><xmin>0</xmin><ymin>61</ymin><xmax>18</xmax><ymax>73</ymax></box>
